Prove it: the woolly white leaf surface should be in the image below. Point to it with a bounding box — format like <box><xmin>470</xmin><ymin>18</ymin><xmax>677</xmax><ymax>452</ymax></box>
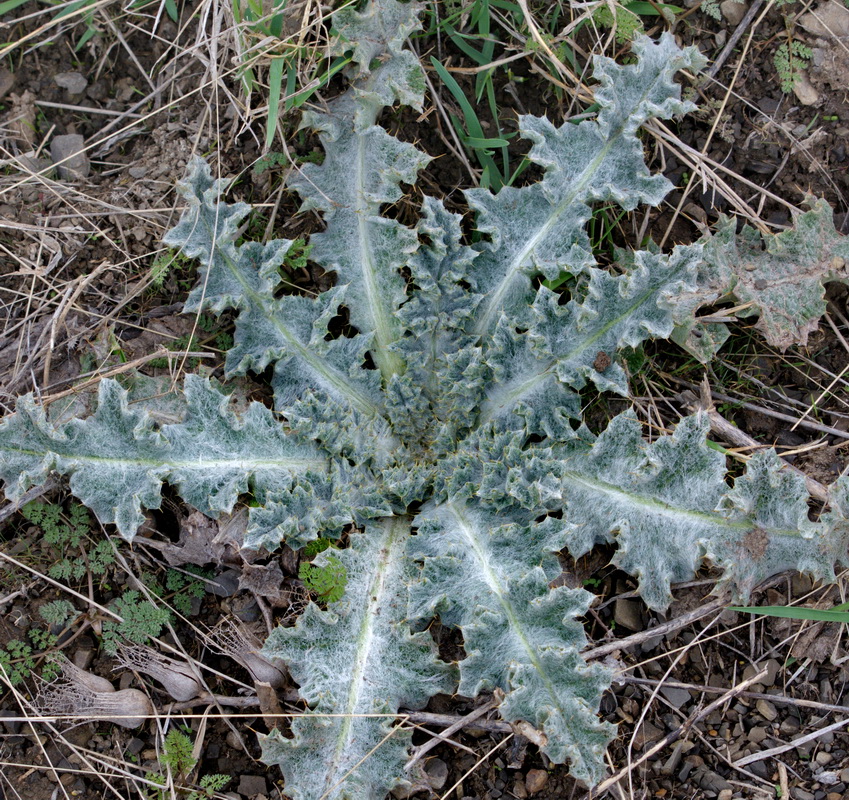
<box><xmin>261</xmin><ymin>518</ymin><xmax>454</xmax><ymax>800</ymax></box>
<box><xmin>410</xmin><ymin>501</ymin><xmax>614</xmax><ymax>783</ymax></box>
<box><xmin>469</xmin><ymin>33</ymin><xmax>706</xmax><ymax>334</ymax></box>
<box><xmin>3</xmin><ymin>2</ymin><xmax>849</xmax><ymax>794</ymax></box>
<box><xmin>697</xmin><ymin>198</ymin><xmax>849</xmax><ymax>349</ymax></box>
<box><xmin>0</xmin><ymin>376</ymin><xmax>325</xmax><ymax>540</ymax></box>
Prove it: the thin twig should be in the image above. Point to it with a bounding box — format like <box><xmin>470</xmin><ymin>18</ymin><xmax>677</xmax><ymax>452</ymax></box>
<box><xmin>33</xmin><ymin>100</ymin><xmax>144</xmax><ymax>118</ymax></box>
<box><xmin>707</xmin><ymin>0</ymin><xmax>768</xmax><ymax>78</ymax></box>
<box><xmin>585</xmin><ymin>596</ymin><xmax>728</xmax><ymax>661</ymax></box>
<box><xmin>734</xmin><ymin>715</ymin><xmax>849</xmax><ymax>767</ymax></box>
<box><xmin>405</xmin><ymin>696</ymin><xmax>504</xmax><ymax>769</ymax></box>
<box><xmin>666</xmin><ymin>373</ymin><xmax>849</xmax><ymax>441</ymax></box>
<box><xmin>625</xmin><ymin>675</ymin><xmax>849</xmax><ymax>718</ymax></box>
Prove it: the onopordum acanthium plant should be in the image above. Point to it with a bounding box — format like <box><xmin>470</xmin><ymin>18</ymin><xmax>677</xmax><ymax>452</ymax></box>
<box><xmin>3</xmin><ymin>1</ymin><xmax>849</xmax><ymax>797</ymax></box>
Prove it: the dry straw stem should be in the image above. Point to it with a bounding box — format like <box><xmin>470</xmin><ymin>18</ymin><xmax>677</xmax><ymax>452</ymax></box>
<box><xmin>734</xmin><ymin>714</ymin><xmax>849</xmax><ymax>767</ymax></box>
<box><xmin>626</xmin><ymin>674</ymin><xmax>849</xmax><ymax>727</ymax></box>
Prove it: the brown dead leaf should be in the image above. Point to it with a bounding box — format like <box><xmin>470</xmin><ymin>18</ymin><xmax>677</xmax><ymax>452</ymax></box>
<box><xmin>238</xmin><ymin>561</ymin><xmax>290</xmax><ymax>607</ymax></box>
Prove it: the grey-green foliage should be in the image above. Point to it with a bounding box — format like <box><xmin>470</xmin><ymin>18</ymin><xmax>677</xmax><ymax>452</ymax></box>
<box><xmin>2</xmin><ymin>1</ymin><xmax>849</xmax><ymax>796</ymax></box>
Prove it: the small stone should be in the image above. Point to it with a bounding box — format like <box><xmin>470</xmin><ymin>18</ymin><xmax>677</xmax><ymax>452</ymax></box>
<box><xmin>126</xmin><ymin>737</ymin><xmax>145</xmax><ymax>755</ymax></box>
<box><xmin>828</xmin><ymin>793</ymin><xmax>843</xmax><ymax>800</ymax></box>
<box><xmin>634</xmin><ymin>721</ymin><xmax>664</xmax><ymax>751</ymax></box>
<box><xmin>1</xmin><ymin>709</ymin><xmax>21</xmax><ymax>734</ymax></box>
<box><xmin>791</xmin><ymin>789</ymin><xmax>815</xmax><ymax>800</ymax></box>
<box><xmin>720</xmin><ymin>0</ymin><xmax>746</xmax><ymax>25</ymax></box>
<box><xmin>237</xmin><ymin>775</ymin><xmax>267</xmax><ymax>797</ymax></box>
<box><xmin>525</xmin><ymin>769</ymin><xmax>548</xmax><ymax>794</ymax></box>
<box><xmin>756</xmin><ymin>698</ymin><xmax>778</xmax><ymax>722</ymax></box>
<box><xmin>796</xmin><ymin>741</ymin><xmax>814</xmax><ymax>759</ymax></box>
<box><xmin>424</xmin><ymin>758</ymin><xmax>448</xmax><ymax>791</ymax></box>
<box><xmin>691</xmin><ymin>764</ymin><xmax>731</xmax><ymax>792</ymax></box>
<box><xmin>660</xmin><ymin>686</ymin><xmax>691</xmax><ymax>709</ymax></box>
<box><xmin>209</xmin><ymin>569</ymin><xmax>241</xmax><ymax>597</ymax></box>
<box><xmin>718</xmin><ymin>790</ymin><xmax>733</xmax><ymax>800</ymax></box>
<box><xmin>50</xmin><ymin>134</ymin><xmax>90</xmax><ymax>180</ymax></box>
<box><xmin>817</xmin><ymin>751</ymin><xmax>834</xmax><ymax>765</ymax></box>
<box><xmin>748</xmin><ymin>760</ymin><xmax>769</xmax><ymax>779</ymax></box>
<box><xmin>128</xmin><ymin>166</ymin><xmax>148</xmax><ymax>179</ymax></box>
<box><xmin>763</xmin><ymin>658</ymin><xmax>781</xmax><ymax>687</ymax></box>
<box><xmin>780</xmin><ymin>717</ymin><xmax>800</xmax><ymax>735</ymax></box>
<box><xmin>53</xmin><ymin>72</ymin><xmax>88</xmax><ymax>95</ymax></box>
<box><xmin>614</xmin><ymin>598</ymin><xmax>643</xmax><ymax>631</ymax></box>
<box><xmin>512</xmin><ymin>781</ymin><xmax>528</xmax><ymax>799</ymax></box>
<box><xmin>72</xmin><ymin>642</ymin><xmax>95</xmax><ymax>671</ymax></box>
<box><xmin>232</xmin><ymin>594</ymin><xmax>261</xmax><ymax>623</ymax></box>
<box><xmin>748</xmin><ymin>726</ymin><xmax>768</xmax><ymax>744</ymax></box>
<box><xmin>841</xmin><ymin>767</ymin><xmax>849</xmax><ymax>782</ymax></box>
<box><xmin>0</xmin><ymin>68</ymin><xmax>14</xmax><ymax>100</ymax></box>
<box><xmin>799</xmin><ymin>1</ymin><xmax>849</xmax><ymax>36</ymax></box>
<box><xmin>792</xmin><ymin>71</ymin><xmax>820</xmax><ymax>106</ymax></box>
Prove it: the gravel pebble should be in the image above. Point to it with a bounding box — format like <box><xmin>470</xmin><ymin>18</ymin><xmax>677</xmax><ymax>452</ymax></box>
<box><xmin>53</xmin><ymin>71</ymin><xmax>87</xmax><ymax>94</ymax></box>
<box><xmin>525</xmin><ymin>769</ymin><xmax>548</xmax><ymax>794</ymax></box>
<box><xmin>237</xmin><ymin>775</ymin><xmax>267</xmax><ymax>797</ymax></box>
<box><xmin>633</xmin><ymin>721</ymin><xmax>664</xmax><ymax>751</ymax></box>
<box><xmin>719</xmin><ymin>0</ymin><xmax>746</xmax><ymax>25</ymax></box>
<box><xmin>756</xmin><ymin>699</ymin><xmax>778</xmax><ymax>722</ymax></box>
<box><xmin>424</xmin><ymin>758</ymin><xmax>448</xmax><ymax>791</ymax></box>
<box><xmin>660</xmin><ymin>686</ymin><xmax>691</xmax><ymax>708</ymax></box>
<box><xmin>0</xmin><ymin>68</ymin><xmax>14</xmax><ymax>100</ymax></box>
<box><xmin>748</xmin><ymin>726</ymin><xmax>768</xmax><ymax>743</ymax></box>
<box><xmin>50</xmin><ymin>134</ymin><xmax>90</xmax><ymax>180</ymax></box>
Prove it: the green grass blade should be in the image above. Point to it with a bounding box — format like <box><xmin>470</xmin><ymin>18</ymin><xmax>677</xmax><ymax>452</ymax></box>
<box><xmin>52</xmin><ymin>0</ymin><xmax>90</xmax><ymax>21</ymax></box>
<box><xmin>266</xmin><ymin>56</ymin><xmax>285</xmax><ymax>150</ymax></box>
<box><xmin>444</xmin><ymin>23</ymin><xmax>487</xmax><ymax>64</ymax></box>
<box><xmin>626</xmin><ymin>1</ymin><xmax>684</xmax><ymax>14</ymax></box>
<box><xmin>430</xmin><ymin>57</ymin><xmax>486</xmax><ymax>139</ymax></box>
<box><xmin>730</xmin><ymin>604</ymin><xmax>849</xmax><ymax>623</ymax></box>
<box><xmin>464</xmin><ymin>136</ymin><xmax>511</xmax><ymax>149</ymax></box>
<box><xmin>291</xmin><ymin>56</ymin><xmax>350</xmax><ymax>108</ymax></box>
<box><xmin>284</xmin><ymin>64</ymin><xmax>298</xmax><ymax>112</ymax></box>
<box><xmin>269</xmin><ymin>0</ymin><xmax>286</xmax><ymax>37</ymax></box>
<box><xmin>0</xmin><ymin>0</ymin><xmax>29</xmax><ymax>12</ymax></box>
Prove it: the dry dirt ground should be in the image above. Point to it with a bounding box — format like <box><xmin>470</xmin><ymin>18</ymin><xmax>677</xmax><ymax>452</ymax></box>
<box><xmin>1</xmin><ymin>1</ymin><xmax>849</xmax><ymax>799</ymax></box>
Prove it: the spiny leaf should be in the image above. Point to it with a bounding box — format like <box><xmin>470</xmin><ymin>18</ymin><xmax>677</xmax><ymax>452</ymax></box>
<box><xmin>468</xmin><ymin>33</ymin><xmax>706</xmax><ymax>334</ymax></box>
<box><xmin>557</xmin><ymin>413</ymin><xmax>849</xmax><ymax>610</ymax></box>
<box><xmin>0</xmin><ymin>376</ymin><xmax>326</xmax><ymax>540</ymax></box>
<box><xmin>696</xmin><ymin>198</ymin><xmax>849</xmax><ymax>349</ymax></box>
<box><xmin>261</xmin><ymin>519</ymin><xmax>455</xmax><ymax>800</ymax></box>
<box><xmin>3</xmin><ymin>2</ymin><xmax>848</xmax><ymax>794</ymax></box>
<box><xmin>410</xmin><ymin>501</ymin><xmax>614</xmax><ymax>784</ymax></box>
